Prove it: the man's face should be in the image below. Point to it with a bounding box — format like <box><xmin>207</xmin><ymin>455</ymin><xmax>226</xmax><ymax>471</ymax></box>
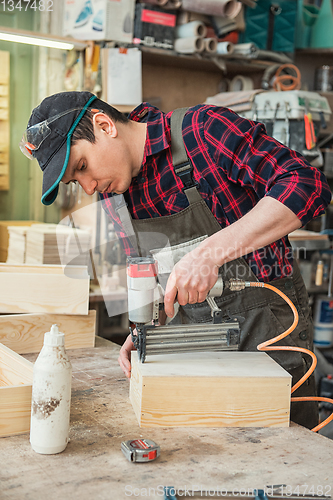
<box><xmin>62</xmin><ymin>114</ymin><xmax>134</xmax><ymax>196</ymax></box>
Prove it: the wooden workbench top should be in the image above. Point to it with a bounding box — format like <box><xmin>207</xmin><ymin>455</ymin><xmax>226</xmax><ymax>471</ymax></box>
<box><xmin>1</xmin><ymin>338</ymin><xmax>333</xmax><ymax>500</ymax></box>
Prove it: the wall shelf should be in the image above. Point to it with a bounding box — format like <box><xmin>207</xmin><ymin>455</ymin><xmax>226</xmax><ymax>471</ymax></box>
<box><xmin>140</xmin><ymin>45</ymin><xmax>272</xmax><ymax>74</ymax></box>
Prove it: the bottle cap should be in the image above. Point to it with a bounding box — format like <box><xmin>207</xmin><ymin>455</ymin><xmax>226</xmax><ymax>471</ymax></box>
<box><xmin>44</xmin><ymin>324</ymin><xmax>65</xmax><ymax>347</ymax></box>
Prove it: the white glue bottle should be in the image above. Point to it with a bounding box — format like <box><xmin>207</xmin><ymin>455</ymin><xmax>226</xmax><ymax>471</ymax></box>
<box><xmin>30</xmin><ymin>324</ymin><xmax>72</xmax><ymax>454</ymax></box>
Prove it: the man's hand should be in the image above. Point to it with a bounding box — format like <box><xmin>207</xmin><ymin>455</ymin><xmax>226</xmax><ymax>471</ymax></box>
<box><xmin>164</xmin><ymin>242</ymin><xmax>219</xmax><ymax>317</ymax></box>
<box><xmin>118</xmin><ymin>333</ymin><xmax>135</xmax><ymax>378</ymax></box>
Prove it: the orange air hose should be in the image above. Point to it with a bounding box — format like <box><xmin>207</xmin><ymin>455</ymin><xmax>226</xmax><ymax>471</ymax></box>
<box><xmin>248</xmin><ymin>281</ymin><xmax>333</xmax><ymax>432</ymax></box>
<box><xmin>273</xmin><ymin>63</ymin><xmax>301</xmax><ymax>91</ymax></box>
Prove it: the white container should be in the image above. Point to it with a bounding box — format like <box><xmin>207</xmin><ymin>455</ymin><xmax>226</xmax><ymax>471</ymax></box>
<box><xmin>30</xmin><ymin>325</ymin><xmax>72</xmax><ymax>454</ymax></box>
<box><xmin>313</xmin><ymin>295</ymin><xmax>333</xmax><ymax>347</ymax></box>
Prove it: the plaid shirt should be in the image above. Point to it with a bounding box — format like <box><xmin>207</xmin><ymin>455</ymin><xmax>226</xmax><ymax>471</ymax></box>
<box><xmin>100</xmin><ymin>103</ymin><xmax>331</xmax><ymax>282</ymax></box>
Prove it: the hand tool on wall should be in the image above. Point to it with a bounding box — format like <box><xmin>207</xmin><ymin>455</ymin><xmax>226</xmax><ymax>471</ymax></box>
<box><xmin>304</xmin><ymin>98</ymin><xmax>317</xmax><ymax>150</ymax></box>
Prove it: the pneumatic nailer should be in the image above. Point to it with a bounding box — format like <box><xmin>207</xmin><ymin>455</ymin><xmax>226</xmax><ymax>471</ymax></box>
<box><xmin>127</xmin><ymin>256</ymin><xmax>241</xmax><ymax>363</ymax></box>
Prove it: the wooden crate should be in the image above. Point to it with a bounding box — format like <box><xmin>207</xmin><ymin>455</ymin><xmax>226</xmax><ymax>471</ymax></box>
<box><xmin>0</xmin><ymin>343</ymin><xmax>33</xmax><ymax>437</ymax></box>
<box><xmin>130</xmin><ymin>351</ymin><xmax>291</xmax><ymax>428</ymax></box>
<box><xmin>0</xmin><ymin>263</ymin><xmax>90</xmax><ymax>315</ymax></box>
<box><xmin>0</xmin><ymin>310</ymin><xmax>96</xmax><ymax>354</ymax></box>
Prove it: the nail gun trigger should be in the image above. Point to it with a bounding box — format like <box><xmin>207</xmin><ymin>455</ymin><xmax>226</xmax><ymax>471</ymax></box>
<box><xmin>233</xmin><ymin>314</ymin><xmax>245</xmax><ymax>324</ymax></box>
<box><xmin>224</xmin><ymin>312</ymin><xmax>245</xmax><ymax>325</ymax></box>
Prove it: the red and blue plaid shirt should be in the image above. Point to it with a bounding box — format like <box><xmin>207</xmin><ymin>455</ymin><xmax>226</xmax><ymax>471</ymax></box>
<box><xmin>100</xmin><ymin>103</ymin><xmax>331</xmax><ymax>282</ymax></box>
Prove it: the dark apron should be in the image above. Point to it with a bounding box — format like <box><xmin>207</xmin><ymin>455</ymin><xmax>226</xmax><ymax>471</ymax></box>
<box><xmin>116</xmin><ymin>109</ymin><xmax>318</xmax><ymax>429</ymax></box>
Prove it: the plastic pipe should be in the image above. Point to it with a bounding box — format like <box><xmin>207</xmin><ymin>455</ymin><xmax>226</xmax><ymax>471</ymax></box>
<box><xmin>138</xmin><ymin>0</ymin><xmax>169</xmax><ymax>5</ymax></box>
<box><xmin>175</xmin><ymin>21</ymin><xmax>207</xmax><ymax>38</ymax></box>
<box><xmin>204</xmin><ymin>38</ymin><xmax>218</xmax><ymax>54</ymax></box>
<box><xmin>174</xmin><ymin>36</ymin><xmax>205</xmax><ymax>53</ymax></box>
<box><xmin>230</xmin><ymin>75</ymin><xmax>254</xmax><ymax>91</ymax></box>
<box><xmin>216</xmin><ymin>41</ymin><xmax>234</xmax><ymax>55</ymax></box>
<box><xmin>182</xmin><ymin>0</ymin><xmax>242</xmax><ymax>18</ymax></box>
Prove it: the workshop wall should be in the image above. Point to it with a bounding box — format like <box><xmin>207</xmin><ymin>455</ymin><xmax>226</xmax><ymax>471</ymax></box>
<box><xmin>0</xmin><ymin>10</ymin><xmax>35</xmax><ymax>221</ymax></box>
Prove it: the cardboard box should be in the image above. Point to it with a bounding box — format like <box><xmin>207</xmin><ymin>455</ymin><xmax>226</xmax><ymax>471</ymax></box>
<box><xmin>133</xmin><ymin>3</ymin><xmax>176</xmax><ymax>50</ymax></box>
<box><xmin>63</xmin><ymin>0</ymin><xmax>136</xmax><ymax>43</ymax></box>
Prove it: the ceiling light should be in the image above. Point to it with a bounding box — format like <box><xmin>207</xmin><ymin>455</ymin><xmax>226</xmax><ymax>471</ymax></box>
<box><xmin>0</xmin><ymin>26</ymin><xmax>87</xmax><ymax>51</ymax></box>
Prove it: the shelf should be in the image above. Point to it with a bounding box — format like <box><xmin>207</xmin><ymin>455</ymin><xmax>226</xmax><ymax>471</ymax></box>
<box><xmin>307</xmin><ymin>286</ymin><xmax>330</xmax><ymax>295</ymax></box>
<box><xmin>140</xmin><ymin>46</ymin><xmax>272</xmax><ymax>73</ymax></box>
<box><xmin>296</xmin><ymin>48</ymin><xmax>333</xmax><ymax>56</ymax></box>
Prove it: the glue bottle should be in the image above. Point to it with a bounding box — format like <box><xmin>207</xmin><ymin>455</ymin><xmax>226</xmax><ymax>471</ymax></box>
<box><xmin>30</xmin><ymin>324</ymin><xmax>72</xmax><ymax>454</ymax></box>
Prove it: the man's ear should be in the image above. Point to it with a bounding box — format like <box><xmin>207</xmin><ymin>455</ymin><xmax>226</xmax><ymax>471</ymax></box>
<box><xmin>93</xmin><ymin>112</ymin><xmax>118</xmax><ymax>138</ymax></box>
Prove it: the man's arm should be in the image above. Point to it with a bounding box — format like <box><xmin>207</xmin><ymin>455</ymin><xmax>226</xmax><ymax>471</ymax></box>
<box><xmin>163</xmin><ymin>196</ymin><xmax>301</xmax><ymax>317</ymax></box>
<box><xmin>119</xmin><ymin>196</ymin><xmax>302</xmax><ymax>377</ymax></box>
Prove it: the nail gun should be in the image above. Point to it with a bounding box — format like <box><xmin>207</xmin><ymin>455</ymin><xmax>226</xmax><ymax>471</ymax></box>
<box><xmin>127</xmin><ymin>256</ymin><xmax>241</xmax><ymax>363</ymax></box>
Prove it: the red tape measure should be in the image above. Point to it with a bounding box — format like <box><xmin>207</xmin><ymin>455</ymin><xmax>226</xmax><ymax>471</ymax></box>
<box><xmin>121</xmin><ymin>439</ymin><xmax>160</xmax><ymax>463</ymax></box>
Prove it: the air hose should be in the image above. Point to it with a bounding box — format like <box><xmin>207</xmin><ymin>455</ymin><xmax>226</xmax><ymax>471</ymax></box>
<box><xmin>245</xmin><ymin>281</ymin><xmax>333</xmax><ymax>432</ymax></box>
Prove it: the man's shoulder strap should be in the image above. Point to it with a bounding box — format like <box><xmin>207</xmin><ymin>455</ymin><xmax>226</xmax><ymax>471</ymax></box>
<box><xmin>170</xmin><ymin>107</ymin><xmax>199</xmax><ymax>197</ymax></box>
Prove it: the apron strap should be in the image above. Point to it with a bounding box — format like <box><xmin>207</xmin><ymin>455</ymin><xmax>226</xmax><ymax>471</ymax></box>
<box><xmin>184</xmin><ymin>185</ymin><xmax>203</xmax><ymax>204</ymax></box>
<box><xmin>170</xmin><ymin>107</ymin><xmax>201</xmax><ymax>204</ymax></box>
<box><xmin>113</xmin><ymin>193</ymin><xmax>140</xmax><ymax>256</ymax></box>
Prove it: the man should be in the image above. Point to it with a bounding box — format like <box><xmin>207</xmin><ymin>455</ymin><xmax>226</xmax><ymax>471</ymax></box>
<box><xmin>21</xmin><ymin>91</ymin><xmax>331</xmax><ymax>429</ymax></box>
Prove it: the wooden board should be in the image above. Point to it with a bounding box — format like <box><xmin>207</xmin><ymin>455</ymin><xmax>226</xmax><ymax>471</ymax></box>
<box><xmin>0</xmin><ymin>263</ymin><xmax>90</xmax><ymax>315</ymax></box>
<box><xmin>0</xmin><ymin>343</ymin><xmax>33</xmax><ymax>437</ymax></box>
<box><xmin>130</xmin><ymin>351</ymin><xmax>291</xmax><ymax>428</ymax></box>
<box><xmin>289</xmin><ymin>229</ymin><xmax>329</xmax><ymax>241</ymax></box>
<box><xmin>0</xmin><ymin>175</ymin><xmax>9</xmax><ymax>190</ymax></box>
<box><xmin>0</xmin><ymin>220</ymin><xmax>39</xmax><ymax>262</ymax></box>
<box><xmin>0</xmin><ymin>164</ymin><xmax>8</xmax><ymax>175</ymax></box>
<box><xmin>0</xmin><ymin>310</ymin><xmax>96</xmax><ymax>354</ymax></box>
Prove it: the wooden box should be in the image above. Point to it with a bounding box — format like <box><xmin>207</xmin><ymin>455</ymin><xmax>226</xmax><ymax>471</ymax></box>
<box><xmin>0</xmin><ymin>263</ymin><xmax>90</xmax><ymax>315</ymax></box>
<box><xmin>0</xmin><ymin>310</ymin><xmax>96</xmax><ymax>354</ymax></box>
<box><xmin>0</xmin><ymin>343</ymin><xmax>33</xmax><ymax>437</ymax></box>
<box><xmin>130</xmin><ymin>351</ymin><xmax>291</xmax><ymax>428</ymax></box>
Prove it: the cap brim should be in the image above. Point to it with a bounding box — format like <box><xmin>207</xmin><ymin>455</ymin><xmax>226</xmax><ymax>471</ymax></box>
<box><xmin>41</xmin><ymin>137</ymin><xmax>68</xmax><ymax>206</ymax></box>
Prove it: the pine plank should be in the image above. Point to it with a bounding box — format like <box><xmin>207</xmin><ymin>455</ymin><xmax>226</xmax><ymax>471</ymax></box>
<box><xmin>0</xmin><ymin>51</ymin><xmax>9</xmax><ymax>83</ymax></box>
<box><xmin>0</xmin><ymin>84</ymin><xmax>8</xmax><ymax>96</ymax></box>
<box><xmin>0</xmin><ymin>264</ymin><xmax>90</xmax><ymax>315</ymax></box>
<box><xmin>0</xmin><ymin>222</ymin><xmax>39</xmax><ymax>262</ymax></box>
<box><xmin>0</xmin><ymin>384</ymin><xmax>32</xmax><ymax>437</ymax></box>
<box><xmin>0</xmin><ymin>164</ymin><xmax>8</xmax><ymax>175</ymax></box>
<box><xmin>0</xmin><ymin>175</ymin><xmax>9</xmax><ymax>190</ymax></box>
<box><xmin>0</xmin><ymin>310</ymin><xmax>96</xmax><ymax>354</ymax></box>
<box><xmin>0</xmin><ymin>108</ymin><xmax>8</xmax><ymax>120</ymax></box>
<box><xmin>0</xmin><ymin>262</ymin><xmax>87</xmax><ymax>276</ymax></box>
<box><xmin>0</xmin><ymin>152</ymin><xmax>8</xmax><ymax>164</ymax></box>
<box><xmin>0</xmin><ymin>97</ymin><xmax>8</xmax><ymax>108</ymax></box>
<box><xmin>130</xmin><ymin>351</ymin><xmax>291</xmax><ymax>428</ymax></box>
<box><xmin>0</xmin><ymin>343</ymin><xmax>33</xmax><ymax>437</ymax></box>
<box><xmin>0</xmin><ymin>343</ymin><xmax>33</xmax><ymax>385</ymax></box>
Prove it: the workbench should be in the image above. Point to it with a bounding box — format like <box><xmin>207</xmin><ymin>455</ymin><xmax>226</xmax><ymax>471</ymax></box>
<box><xmin>1</xmin><ymin>337</ymin><xmax>333</xmax><ymax>500</ymax></box>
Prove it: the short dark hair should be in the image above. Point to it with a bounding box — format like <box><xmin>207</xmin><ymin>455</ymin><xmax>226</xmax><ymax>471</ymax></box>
<box><xmin>71</xmin><ymin>98</ymin><xmax>129</xmax><ymax>145</ymax></box>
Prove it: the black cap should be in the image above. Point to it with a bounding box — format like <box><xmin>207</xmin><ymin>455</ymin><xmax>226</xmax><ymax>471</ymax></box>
<box><xmin>26</xmin><ymin>91</ymin><xmax>97</xmax><ymax>205</ymax></box>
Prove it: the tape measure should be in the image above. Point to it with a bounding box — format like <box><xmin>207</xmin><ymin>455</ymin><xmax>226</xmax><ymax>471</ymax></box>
<box><xmin>121</xmin><ymin>439</ymin><xmax>160</xmax><ymax>463</ymax></box>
